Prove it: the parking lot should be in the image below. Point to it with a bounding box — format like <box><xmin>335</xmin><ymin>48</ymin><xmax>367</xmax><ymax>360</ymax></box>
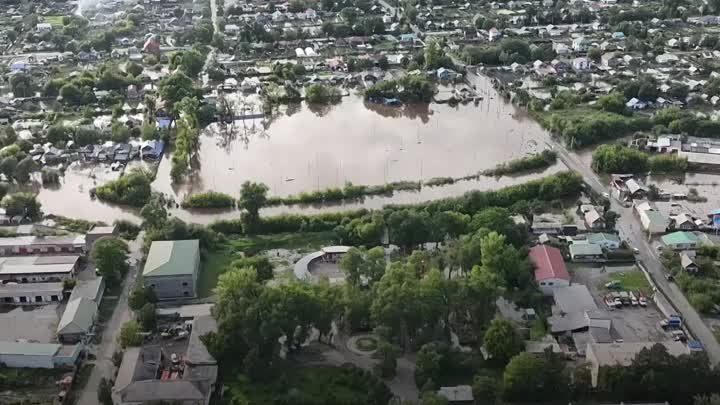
<box><xmin>571</xmin><ymin>264</ymin><xmax>671</xmax><ymax>342</ymax></box>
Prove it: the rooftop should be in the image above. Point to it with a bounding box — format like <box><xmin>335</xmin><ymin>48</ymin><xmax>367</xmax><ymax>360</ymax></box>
<box><xmin>143</xmin><ymin>240</ymin><xmax>200</xmax><ymax>278</ymax></box>
<box><xmin>57</xmin><ymin>297</ymin><xmax>97</xmax><ymax>335</ymax></box>
<box><xmin>661</xmin><ymin>231</ymin><xmax>700</xmax><ymax>246</ymax></box>
<box><xmin>569</xmin><ymin>243</ymin><xmax>604</xmax><ymax>256</ymax></box>
<box><xmin>0</xmin><ymin>304</ymin><xmax>60</xmax><ymax>342</ymax></box>
<box><xmin>0</xmin><ymin>341</ymin><xmax>60</xmax><ymax>356</ymax></box>
<box><xmin>68</xmin><ymin>277</ymin><xmax>104</xmax><ymax>302</ymax></box>
<box><xmin>87</xmin><ymin>225</ymin><xmax>117</xmax><ymax>235</ymax></box>
<box><xmin>553</xmin><ymin>285</ymin><xmax>598</xmax><ymax>314</ymax></box>
<box><xmin>587</xmin><ymin>341</ymin><xmax>689</xmax><ymax>366</ymax></box>
<box><xmin>438</xmin><ymin>385</ymin><xmax>473</xmax><ymax>402</ymax></box>
<box><xmin>529</xmin><ymin>245</ymin><xmax>570</xmax><ymax>282</ymax></box>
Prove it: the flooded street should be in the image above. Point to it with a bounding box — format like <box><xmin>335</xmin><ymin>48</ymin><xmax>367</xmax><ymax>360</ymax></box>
<box><xmin>36</xmin><ymin>74</ymin><xmax>565</xmax><ymax>224</ymax></box>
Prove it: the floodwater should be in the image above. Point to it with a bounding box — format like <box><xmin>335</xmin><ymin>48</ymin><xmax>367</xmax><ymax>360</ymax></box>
<box><xmin>35</xmin><ymin>73</ymin><xmax>564</xmax><ymax>224</ymax></box>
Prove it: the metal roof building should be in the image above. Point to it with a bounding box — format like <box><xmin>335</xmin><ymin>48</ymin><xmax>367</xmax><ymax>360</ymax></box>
<box><xmin>143</xmin><ymin>240</ymin><xmax>200</xmax><ymax>299</ymax></box>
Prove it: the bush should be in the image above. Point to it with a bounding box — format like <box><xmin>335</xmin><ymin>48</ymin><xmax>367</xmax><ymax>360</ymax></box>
<box><xmin>41</xmin><ymin>167</ymin><xmax>61</xmax><ymax>185</ymax></box>
<box><xmin>482</xmin><ymin>150</ymin><xmax>557</xmax><ymax>176</ymax></box>
<box><xmin>592</xmin><ymin>144</ymin><xmax>687</xmax><ymax>174</ymax></box>
<box><xmin>210</xmin><ymin>209</ymin><xmax>369</xmax><ymax>235</ymax></box>
<box><xmin>181</xmin><ymin>191</ymin><xmax>235</xmax><ymax>209</ymax></box>
<box><xmin>305</xmin><ymin>84</ymin><xmax>342</xmax><ymax>104</ymax></box>
<box><xmin>95</xmin><ymin>169</ymin><xmax>153</xmax><ymax>207</ymax></box>
<box><xmin>114</xmin><ymin>219</ymin><xmax>141</xmax><ymax>239</ymax></box>
<box><xmin>365</xmin><ymin>75</ymin><xmax>434</xmax><ymax>103</ymax></box>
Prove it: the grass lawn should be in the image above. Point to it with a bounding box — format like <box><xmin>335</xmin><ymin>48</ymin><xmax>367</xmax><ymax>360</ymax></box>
<box><xmin>603</xmin><ymin>269</ymin><xmax>653</xmax><ymax>295</ymax></box>
<box><xmin>197</xmin><ymin>231</ymin><xmax>336</xmax><ymax>298</ymax></box>
<box><xmin>43</xmin><ymin>15</ymin><xmax>65</xmax><ymax>28</ymax></box>
<box><xmin>355</xmin><ymin>337</ymin><xmax>378</xmax><ymax>352</ymax></box>
<box><xmin>226</xmin><ymin>366</ymin><xmax>388</xmax><ymax>405</ymax></box>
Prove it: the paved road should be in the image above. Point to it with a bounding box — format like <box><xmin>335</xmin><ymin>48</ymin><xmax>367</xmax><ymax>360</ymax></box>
<box><xmin>550</xmin><ymin>142</ymin><xmax>720</xmax><ymax>364</ymax></box>
<box><xmin>76</xmin><ymin>232</ymin><xmax>145</xmax><ymax>405</ymax></box>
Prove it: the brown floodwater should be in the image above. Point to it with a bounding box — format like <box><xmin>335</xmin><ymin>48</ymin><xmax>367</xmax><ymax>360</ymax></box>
<box><xmin>35</xmin><ymin>74</ymin><xmax>564</xmax><ymax>224</ymax></box>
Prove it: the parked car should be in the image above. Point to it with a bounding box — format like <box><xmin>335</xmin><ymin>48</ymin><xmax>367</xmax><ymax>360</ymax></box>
<box><xmin>638</xmin><ymin>292</ymin><xmax>647</xmax><ymax>307</ymax></box>
<box><xmin>633</xmin><ymin>247</ymin><xmax>640</xmax><ymax>254</ymax></box>
<box><xmin>629</xmin><ymin>292</ymin><xmax>638</xmax><ymax>306</ymax></box>
<box><xmin>614</xmin><ymin>297</ymin><xmax>623</xmax><ymax>307</ymax></box>
<box><xmin>605</xmin><ymin>296</ymin><xmax>616</xmax><ymax>309</ymax></box>
<box><xmin>605</xmin><ymin>280</ymin><xmax>621</xmax><ymax>289</ymax></box>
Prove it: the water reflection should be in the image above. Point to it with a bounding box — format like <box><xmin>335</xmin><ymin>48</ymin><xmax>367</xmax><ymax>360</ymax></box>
<box><xmin>36</xmin><ymin>73</ymin><xmax>566</xmax><ymax>224</ymax></box>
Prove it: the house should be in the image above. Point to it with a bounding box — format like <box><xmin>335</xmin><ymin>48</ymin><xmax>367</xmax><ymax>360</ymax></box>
<box><xmin>680</xmin><ymin>252</ymin><xmax>699</xmax><ymax>273</ymax></box>
<box><xmin>569</xmin><ymin>243</ymin><xmax>604</xmax><ymax>262</ymax></box>
<box><xmin>141</xmin><ymin>140</ymin><xmax>165</xmax><ymax>160</ymax></box>
<box><xmin>85</xmin><ymin>225</ymin><xmax>118</xmax><ymax>251</ymax></box>
<box><xmin>573</xmin><ymin>57</ymin><xmax>591</xmax><ymax>71</ymax></box>
<box><xmin>572</xmin><ymin>36</ymin><xmax>590</xmax><ymax>52</ymax></box>
<box><xmin>586</xmin><ymin>341</ymin><xmax>689</xmax><ymax>387</ymax></box>
<box><xmin>626</xmin><ymin>97</ymin><xmax>648</xmax><ymax>110</ymax></box>
<box><xmin>587</xmin><ymin>233</ymin><xmax>621</xmax><ymax>249</ymax></box>
<box><xmin>224</xmin><ymin>24</ymin><xmax>240</xmax><ymax>34</ymax></box>
<box><xmin>625</xmin><ymin>178</ymin><xmax>647</xmax><ymax>198</ymax></box>
<box><xmin>68</xmin><ymin>277</ymin><xmax>105</xmax><ymax>304</ymax></box>
<box><xmin>585</xmin><ymin>209</ymin><xmax>606</xmax><ymax>230</ymax></box>
<box><xmin>656</xmin><ymin>53</ymin><xmax>679</xmax><ymax>64</ymax></box>
<box><xmin>57</xmin><ymin>297</ymin><xmax>97</xmax><ymax>343</ymax></box>
<box><xmin>0</xmin><ymin>282</ymin><xmax>64</xmax><ymax>305</ymax></box>
<box><xmin>672</xmin><ymin>213</ymin><xmax>696</xmax><ymax>230</ymax></box>
<box><xmin>548</xmin><ymin>285</ymin><xmax>606</xmax><ymax>334</ymax></box>
<box><xmin>437</xmin><ymin>67</ymin><xmax>458</xmax><ymax>80</ymax></box>
<box><xmin>488</xmin><ymin>27</ymin><xmax>502</xmax><ymax>42</ymax></box>
<box><xmin>601</xmin><ymin>52</ymin><xmax>619</xmax><ymax>67</ymax></box>
<box><xmin>661</xmin><ymin>231</ymin><xmax>700</xmax><ymax>250</ymax></box>
<box><xmin>143</xmin><ymin>240</ymin><xmax>200</xmax><ymax>300</ymax></box>
<box><xmin>0</xmin><ymin>255</ymin><xmax>80</xmax><ymax>283</ymax></box>
<box><xmin>36</xmin><ymin>23</ymin><xmax>53</xmax><ymax>33</ymax></box>
<box><xmin>113</xmin><ymin>315</ymin><xmax>218</xmax><ymax>405</ymax></box>
<box><xmin>0</xmin><ymin>235</ymin><xmax>86</xmax><ymax>256</ymax></box>
<box><xmin>0</xmin><ymin>342</ymin><xmax>81</xmax><ymax>369</ymax></box>
<box><xmin>529</xmin><ymin>245</ymin><xmax>570</xmax><ymax>296</ymax></box>
<box><xmin>438</xmin><ymin>386</ymin><xmax>474</xmax><ymax>405</ymax></box>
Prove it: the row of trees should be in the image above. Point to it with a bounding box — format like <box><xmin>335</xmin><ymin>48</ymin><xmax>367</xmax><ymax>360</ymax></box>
<box><xmin>592</xmin><ymin>144</ymin><xmax>688</xmax><ymax>174</ymax></box>
<box><xmin>364</xmin><ymin>75</ymin><xmax>434</xmax><ymax>103</ymax></box>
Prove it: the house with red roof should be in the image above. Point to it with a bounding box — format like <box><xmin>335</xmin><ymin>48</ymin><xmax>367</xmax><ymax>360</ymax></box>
<box><xmin>529</xmin><ymin>245</ymin><xmax>570</xmax><ymax>296</ymax></box>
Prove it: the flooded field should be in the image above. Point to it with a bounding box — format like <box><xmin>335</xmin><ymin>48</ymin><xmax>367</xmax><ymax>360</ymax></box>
<box><xmin>35</xmin><ymin>74</ymin><xmax>565</xmax><ymax>224</ymax></box>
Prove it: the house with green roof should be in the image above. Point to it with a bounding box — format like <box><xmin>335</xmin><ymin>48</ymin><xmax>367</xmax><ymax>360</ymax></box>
<box><xmin>143</xmin><ymin>240</ymin><xmax>200</xmax><ymax>300</ymax></box>
<box><xmin>587</xmin><ymin>233</ymin><xmax>621</xmax><ymax>249</ymax></box>
<box><xmin>569</xmin><ymin>243</ymin><xmax>604</xmax><ymax>262</ymax></box>
<box><xmin>57</xmin><ymin>297</ymin><xmax>97</xmax><ymax>343</ymax></box>
<box><xmin>661</xmin><ymin>231</ymin><xmax>700</xmax><ymax>251</ymax></box>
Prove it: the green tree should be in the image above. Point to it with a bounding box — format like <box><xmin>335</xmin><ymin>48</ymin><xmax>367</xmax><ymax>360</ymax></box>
<box><xmin>587</xmin><ymin>47</ymin><xmax>602</xmax><ymax>62</ymax></box>
<box><xmin>483</xmin><ymin>318</ymin><xmax>523</xmax><ymax>364</ymax></box>
<box><xmin>339</xmin><ymin>246</ymin><xmax>386</xmax><ymax>288</ymax></box>
<box><xmin>12</xmin><ymin>156</ymin><xmax>37</xmax><ymax>184</ymax></box>
<box><xmin>228</xmin><ymin>255</ymin><xmax>274</xmax><ymax>282</ymax></box>
<box><xmin>376</xmin><ymin>341</ymin><xmax>398</xmax><ymax>378</ymax></box>
<box><xmin>239</xmin><ymin>181</ymin><xmax>268</xmax><ymax>222</ymax></box>
<box><xmin>138</xmin><ymin>303</ymin><xmax>157</xmax><ymax>331</ymax></box>
<box><xmin>159</xmin><ymin>72</ymin><xmax>198</xmax><ymax>113</ymax></box>
<box><xmin>59</xmin><ymin>83</ymin><xmax>83</xmax><ymax>104</ymax></box>
<box><xmin>119</xmin><ymin>320</ymin><xmax>143</xmax><ymax>348</ymax></box>
<box><xmin>129</xmin><ymin>285</ymin><xmax>157</xmax><ymax>311</ymax></box>
<box><xmin>421</xmin><ymin>392</ymin><xmax>449</xmax><ymax>405</ymax></box>
<box><xmin>0</xmin><ymin>157</ymin><xmax>18</xmax><ymax>181</ymax></box>
<box><xmin>415</xmin><ymin>342</ymin><xmax>445</xmax><ymax>389</ymax></box>
<box><xmin>180</xmin><ymin>49</ymin><xmax>205</xmax><ymax>78</ymax></box>
<box><xmin>9</xmin><ymin>73</ymin><xmax>33</xmax><ymax>97</ymax></box>
<box><xmin>0</xmin><ymin>192</ymin><xmax>42</xmax><ymax>220</ymax></box>
<box><xmin>472</xmin><ymin>375</ymin><xmax>498</xmax><ymax>404</ymax></box>
<box><xmin>140</xmin><ymin>198</ymin><xmax>168</xmax><ymax>229</ymax></box>
<box><xmin>126</xmin><ymin>62</ymin><xmax>143</xmax><ymax>77</ymax></box>
<box><xmin>503</xmin><ymin>351</ymin><xmax>569</xmax><ymax>402</ymax></box>
<box><xmin>91</xmin><ymin>237</ymin><xmax>128</xmax><ymax>287</ymax></box>
<box><xmin>598</xmin><ymin>92</ymin><xmax>628</xmax><ymax>115</ymax></box>
<box><xmin>98</xmin><ymin>377</ymin><xmax>114</xmax><ymax>405</ymax></box>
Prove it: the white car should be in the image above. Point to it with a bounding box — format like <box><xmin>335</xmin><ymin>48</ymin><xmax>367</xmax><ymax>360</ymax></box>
<box><xmin>602</xmin><ymin>192</ymin><xmax>610</xmax><ymax>198</ymax></box>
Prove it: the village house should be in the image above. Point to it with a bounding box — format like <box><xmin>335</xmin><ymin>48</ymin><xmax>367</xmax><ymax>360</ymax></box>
<box><xmin>529</xmin><ymin>245</ymin><xmax>570</xmax><ymax>296</ymax></box>
<box><xmin>661</xmin><ymin>231</ymin><xmax>700</xmax><ymax>251</ymax></box>
<box><xmin>143</xmin><ymin>240</ymin><xmax>200</xmax><ymax>300</ymax></box>
<box><xmin>586</xmin><ymin>233</ymin><xmax>621</xmax><ymax>249</ymax></box>
<box><xmin>680</xmin><ymin>252</ymin><xmax>699</xmax><ymax>273</ymax></box>
<box><xmin>584</xmin><ymin>209</ymin><xmax>606</xmax><ymax>230</ymax></box>
<box><xmin>569</xmin><ymin>243</ymin><xmax>604</xmax><ymax>262</ymax></box>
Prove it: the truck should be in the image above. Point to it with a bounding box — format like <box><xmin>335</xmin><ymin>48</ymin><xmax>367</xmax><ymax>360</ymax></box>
<box><xmin>660</xmin><ymin>315</ymin><xmax>683</xmax><ymax>330</ymax></box>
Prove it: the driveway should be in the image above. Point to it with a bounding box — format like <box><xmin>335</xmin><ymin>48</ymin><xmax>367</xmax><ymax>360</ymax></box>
<box><xmin>550</xmin><ymin>141</ymin><xmax>720</xmax><ymax>364</ymax></box>
<box><xmin>76</xmin><ymin>232</ymin><xmax>145</xmax><ymax>405</ymax></box>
